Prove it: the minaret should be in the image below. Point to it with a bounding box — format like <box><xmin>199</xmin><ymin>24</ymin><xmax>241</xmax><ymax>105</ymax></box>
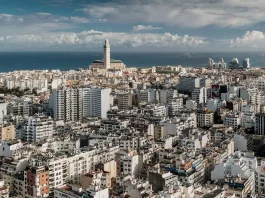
<box><xmin>104</xmin><ymin>39</ymin><xmax>111</xmax><ymax>69</ymax></box>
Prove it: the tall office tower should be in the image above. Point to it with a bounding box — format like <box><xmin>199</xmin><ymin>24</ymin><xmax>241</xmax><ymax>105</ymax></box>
<box><xmin>22</xmin><ymin>114</ymin><xmax>53</xmax><ymax>142</ymax></box>
<box><xmin>104</xmin><ymin>39</ymin><xmax>111</xmax><ymax>69</ymax></box>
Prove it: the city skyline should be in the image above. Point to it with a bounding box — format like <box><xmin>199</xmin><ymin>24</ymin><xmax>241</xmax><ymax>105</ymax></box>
<box><xmin>1</xmin><ymin>0</ymin><xmax>265</xmax><ymax>51</ymax></box>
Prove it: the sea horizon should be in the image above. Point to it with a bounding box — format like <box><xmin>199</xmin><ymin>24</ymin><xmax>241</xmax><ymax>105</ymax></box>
<box><xmin>0</xmin><ymin>51</ymin><xmax>265</xmax><ymax>72</ymax></box>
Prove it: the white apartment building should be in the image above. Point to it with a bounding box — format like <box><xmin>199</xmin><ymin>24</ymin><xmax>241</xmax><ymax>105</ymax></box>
<box><xmin>143</xmin><ymin>105</ymin><xmax>167</xmax><ymax>117</ymax></box>
<box><xmin>211</xmin><ymin>151</ymin><xmax>256</xmax><ymax>197</ymax></box>
<box><xmin>180</xmin><ymin>138</ymin><xmax>201</xmax><ymax>150</ymax></box>
<box><xmin>4</xmin><ymin>78</ymin><xmax>48</xmax><ymax>90</ymax></box>
<box><xmin>180</xmin><ymin>132</ymin><xmax>209</xmax><ymax>150</ymax></box>
<box><xmin>80</xmin><ymin>87</ymin><xmax>112</xmax><ymax>119</ymax></box>
<box><xmin>51</xmin><ymin>78</ymin><xmax>66</xmax><ymax>89</ymax></box>
<box><xmin>118</xmin><ymin>136</ymin><xmax>148</xmax><ymax>150</ymax></box>
<box><xmin>22</xmin><ymin>114</ymin><xmax>53</xmax><ymax>142</ymax></box>
<box><xmin>40</xmin><ymin>138</ymin><xmax>80</xmax><ymax>153</ymax></box>
<box><xmin>192</xmin><ymin>87</ymin><xmax>207</xmax><ymax>105</ymax></box>
<box><xmin>160</xmin><ymin>115</ymin><xmax>196</xmax><ymax>136</ymax></box>
<box><xmin>167</xmin><ymin>98</ymin><xmax>183</xmax><ymax>117</ymax></box>
<box><xmin>30</xmin><ymin>145</ymin><xmax>119</xmax><ymax>192</ymax></box>
<box><xmin>50</xmin><ymin>88</ymin><xmax>79</xmax><ymax>121</ymax></box>
<box><xmin>196</xmin><ymin>109</ymin><xmax>214</xmax><ymax>128</ymax></box>
<box><xmin>50</xmin><ymin>87</ymin><xmax>112</xmax><ymax>121</ymax></box>
<box><xmin>100</xmin><ymin>119</ymin><xmax>129</xmax><ymax>132</ymax></box>
<box><xmin>223</xmin><ymin>113</ymin><xmax>241</xmax><ymax>129</ymax></box>
<box><xmin>117</xmin><ymin>150</ymin><xmax>140</xmax><ymax>178</ymax></box>
<box><xmin>50</xmin><ymin>89</ymin><xmax>65</xmax><ymax>121</ymax></box>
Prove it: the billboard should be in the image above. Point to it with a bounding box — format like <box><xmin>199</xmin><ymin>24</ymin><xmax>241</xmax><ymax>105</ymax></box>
<box><xmin>212</xmin><ymin>84</ymin><xmax>220</xmax><ymax>98</ymax></box>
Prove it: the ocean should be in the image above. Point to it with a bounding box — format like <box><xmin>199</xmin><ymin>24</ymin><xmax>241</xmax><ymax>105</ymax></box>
<box><xmin>0</xmin><ymin>51</ymin><xmax>264</xmax><ymax>72</ymax></box>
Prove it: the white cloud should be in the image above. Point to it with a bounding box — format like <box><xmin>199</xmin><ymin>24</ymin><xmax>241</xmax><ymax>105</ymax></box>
<box><xmin>0</xmin><ymin>30</ymin><xmax>206</xmax><ymax>50</ymax></box>
<box><xmin>0</xmin><ymin>13</ymin><xmax>91</xmax><ymax>36</ymax></box>
<box><xmin>79</xmin><ymin>0</ymin><xmax>265</xmax><ymax>28</ymax></box>
<box><xmin>230</xmin><ymin>31</ymin><xmax>265</xmax><ymax>48</ymax></box>
<box><xmin>70</xmin><ymin>16</ymin><xmax>90</xmax><ymax>23</ymax></box>
<box><xmin>133</xmin><ymin>25</ymin><xmax>161</xmax><ymax>32</ymax></box>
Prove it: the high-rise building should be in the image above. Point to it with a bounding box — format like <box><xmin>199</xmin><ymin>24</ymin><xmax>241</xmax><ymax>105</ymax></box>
<box><xmin>49</xmin><ymin>87</ymin><xmax>112</xmax><ymax>121</ymax></box>
<box><xmin>242</xmin><ymin>58</ymin><xmax>250</xmax><ymax>68</ymax></box>
<box><xmin>229</xmin><ymin>58</ymin><xmax>240</xmax><ymax>68</ymax></box>
<box><xmin>49</xmin><ymin>88</ymin><xmax>79</xmax><ymax>121</ymax></box>
<box><xmin>80</xmin><ymin>87</ymin><xmax>112</xmax><ymax>119</ymax></box>
<box><xmin>208</xmin><ymin>58</ymin><xmax>227</xmax><ymax>70</ymax></box>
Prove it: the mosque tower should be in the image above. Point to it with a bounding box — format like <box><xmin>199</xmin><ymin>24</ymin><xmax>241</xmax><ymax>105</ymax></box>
<box><xmin>104</xmin><ymin>39</ymin><xmax>111</xmax><ymax>69</ymax></box>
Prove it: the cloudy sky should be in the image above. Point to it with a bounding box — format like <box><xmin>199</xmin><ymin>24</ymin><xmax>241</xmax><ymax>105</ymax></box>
<box><xmin>1</xmin><ymin>0</ymin><xmax>265</xmax><ymax>51</ymax></box>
